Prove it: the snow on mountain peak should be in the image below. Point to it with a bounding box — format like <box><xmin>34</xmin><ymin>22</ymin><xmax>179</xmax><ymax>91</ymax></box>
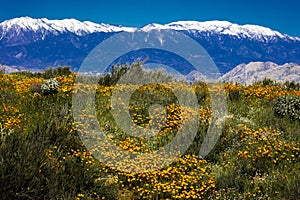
<box><xmin>0</xmin><ymin>16</ymin><xmax>136</xmax><ymax>36</ymax></box>
<box><xmin>0</xmin><ymin>17</ymin><xmax>299</xmax><ymax>42</ymax></box>
<box><xmin>168</xmin><ymin>20</ymin><xmax>233</xmax><ymax>30</ymax></box>
<box><xmin>165</xmin><ymin>20</ymin><xmax>292</xmax><ymax>39</ymax></box>
<box><xmin>138</xmin><ymin>20</ymin><xmax>299</xmax><ymax>41</ymax></box>
<box><xmin>140</xmin><ymin>23</ymin><xmax>165</xmax><ymax>31</ymax></box>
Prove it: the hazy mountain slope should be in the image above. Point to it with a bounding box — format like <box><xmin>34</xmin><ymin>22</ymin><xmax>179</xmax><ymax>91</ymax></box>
<box><xmin>220</xmin><ymin>62</ymin><xmax>300</xmax><ymax>84</ymax></box>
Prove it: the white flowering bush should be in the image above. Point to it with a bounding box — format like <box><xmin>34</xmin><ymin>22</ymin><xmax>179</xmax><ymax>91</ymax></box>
<box><xmin>273</xmin><ymin>95</ymin><xmax>300</xmax><ymax>121</ymax></box>
<box><xmin>41</xmin><ymin>78</ymin><xmax>59</xmax><ymax>95</ymax></box>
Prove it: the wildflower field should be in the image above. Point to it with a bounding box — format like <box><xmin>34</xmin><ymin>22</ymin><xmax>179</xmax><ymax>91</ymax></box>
<box><xmin>0</xmin><ymin>66</ymin><xmax>299</xmax><ymax>199</ymax></box>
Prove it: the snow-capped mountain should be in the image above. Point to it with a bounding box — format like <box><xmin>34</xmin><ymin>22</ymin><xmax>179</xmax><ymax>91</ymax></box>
<box><xmin>1</xmin><ymin>17</ymin><xmax>300</xmax><ymax>74</ymax></box>
<box><xmin>220</xmin><ymin>62</ymin><xmax>300</xmax><ymax>84</ymax></box>
<box><xmin>0</xmin><ymin>16</ymin><xmax>136</xmax><ymax>35</ymax></box>
<box><xmin>0</xmin><ymin>16</ymin><xmax>136</xmax><ymax>46</ymax></box>
<box><xmin>141</xmin><ymin>20</ymin><xmax>298</xmax><ymax>41</ymax></box>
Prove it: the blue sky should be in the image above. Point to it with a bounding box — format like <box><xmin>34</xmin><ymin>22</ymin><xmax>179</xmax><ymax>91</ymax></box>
<box><xmin>1</xmin><ymin>0</ymin><xmax>300</xmax><ymax>36</ymax></box>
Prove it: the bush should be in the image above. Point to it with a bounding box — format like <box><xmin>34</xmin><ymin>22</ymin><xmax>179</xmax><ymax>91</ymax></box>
<box><xmin>273</xmin><ymin>95</ymin><xmax>300</xmax><ymax>121</ymax></box>
<box><xmin>43</xmin><ymin>66</ymin><xmax>72</xmax><ymax>79</ymax></box>
<box><xmin>283</xmin><ymin>81</ymin><xmax>300</xmax><ymax>90</ymax></box>
<box><xmin>30</xmin><ymin>82</ymin><xmax>43</xmax><ymax>94</ymax></box>
<box><xmin>228</xmin><ymin>88</ymin><xmax>243</xmax><ymax>102</ymax></box>
<box><xmin>41</xmin><ymin>78</ymin><xmax>59</xmax><ymax>95</ymax></box>
<box><xmin>254</xmin><ymin>77</ymin><xmax>277</xmax><ymax>87</ymax></box>
<box><xmin>98</xmin><ymin>64</ymin><xmax>130</xmax><ymax>86</ymax></box>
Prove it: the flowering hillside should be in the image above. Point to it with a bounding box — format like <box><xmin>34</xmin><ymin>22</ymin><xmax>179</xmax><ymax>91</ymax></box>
<box><xmin>0</xmin><ymin>67</ymin><xmax>299</xmax><ymax>199</ymax></box>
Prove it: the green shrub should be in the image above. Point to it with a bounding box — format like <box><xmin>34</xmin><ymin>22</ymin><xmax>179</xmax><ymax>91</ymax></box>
<box><xmin>11</xmin><ymin>66</ymin><xmax>72</xmax><ymax>78</ymax></box>
<box><xmin>30</xmin><ymin>82</ymin><xmax>43</xmax><ymax>94</ymax></box>
<box><xmin>43</xmin><ymin>66</ymin><xmax>72</xmax><ymax>78</ymax></box>
<box><xmin>273</xmin><ymin>95</ymin><xmax>300</xmax><ymax>121</ymax></box>
<box><xmin>194</xmin><ymin>82</ymin><xmax>209</xmax><ymax>105</ymax></box>
<box><xmin>283</xmin><ymin>80</ymin><xmax>300</xmax><ymax>90</ymax></box>
<box><xmin>98</xmin><ymin>64</ymin><xmax>130</xmax><ymax>86</ymax></box>
<box><xmin>228</xmin><ymin>88</ymin><xmax>243</xmax><ymax>102</ymax></box>
<box><xmin>254</xmin><ymin>77</ymin><xmax>277</xmax><ymax>87</ymax></box>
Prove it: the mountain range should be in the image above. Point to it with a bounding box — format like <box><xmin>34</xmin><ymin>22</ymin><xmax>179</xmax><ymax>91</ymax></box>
<box><xmin>1</xmin><ymin>16</ymin><xmax>300</xmax><ymax>82</ymax></box>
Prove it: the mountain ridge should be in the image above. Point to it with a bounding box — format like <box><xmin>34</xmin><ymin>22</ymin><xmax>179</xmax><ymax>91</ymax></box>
<box><xmin>1</xmin><ymin>17</ymin><xmax>300</xmax><ymax>74</ymax></box>
<box><xmin>2</xmin><ymin>17</ymin><xmax>299</xmax><ymax>42</ymax></box>
<box><xmin>141</xmin><ymin>20</ymin><xmax>299</xmax><ymax>41</ymax></box>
